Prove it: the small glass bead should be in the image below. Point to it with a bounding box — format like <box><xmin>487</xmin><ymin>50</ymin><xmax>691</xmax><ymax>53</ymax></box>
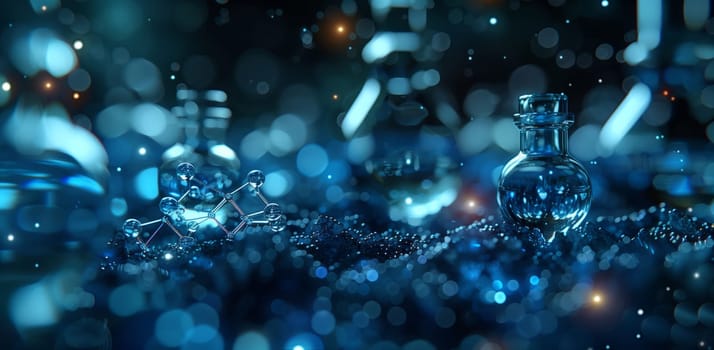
<box><xmin>247</xmin><ymin>170</ymin><xmax>265</xmax><ymax>188</ymax></box>
<box><xmin>159</xmin><ymin>197</ymin><xmax>180</xmax><ymax>215</ymax></box>
<box><xmin>122</xmin><ymin>218</ymin><xmax>142</xmax><ymax>238</ymax></box>
<box><xmin>176</xmin><ymin>162</ymin><xmax>196</xmax><ymax>181</ymax></box>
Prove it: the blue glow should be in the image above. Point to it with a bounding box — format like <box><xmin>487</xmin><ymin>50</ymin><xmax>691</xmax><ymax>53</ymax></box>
<box><xmin>410</xmin><ymin>69</ymin><xmax>441</xmax><ymax>90</ymax></box>
<box><xmin>409</xmin><ymin>8</ymin><xmax>427</xmax><ymax>31</ymax></box>
<box><xmin>667</xmin><ymin>177</ymin><xmax>692</xmax><ymax>196</ymax></box>
<box><xmin>366</xmin><ymin>269</ymin><xmax>379</xmax><ymax>282</ymax></box>
<box><xmin>110</xmin><ymin>198</ymin><xmax>128</xmax><ymax>216</ymax></box>
<box><xmin>124</xmin><ymin>58</ymin><xmax>162</xmax><ymax>99</ymax></box>
<box><xmin>435</xmin><ymin>102</ymin><xmax>460</xmax><ymax>129</ymax></box>
<box><xmin>96</xmin><ymin>0</ymin><xmax>143</xmax><ymax>41</ymax></box>
<box><xmin>342</xmin><ymin>79</ymin><xmax>381</xmax><ymax>138</ymax></box>
<box><xmin>653</xmin><ymin>174</ymin><xmax>693</xmax><ymax>196</ymax></box>
<box><xmin>395</xmin><ymin>179</ymin><xmax>459</xmax><ymax>225</ymax></box>
<box><xmin>155</xmin><ymin>309</ymin><xmax>194</xmax><ymax>347</ymax></box>
<box><xmin>297</xmin><ymin>144</ymin><xmax>329</xmax><ymax>177</ymax></box>
<box><xmin>233</xmin><ymin>331</ymin><xmax>270</xmax><ymax>350</ymax></box>
<box><xmin>599</xmin><ymin>83</ymin><xmax>652</xmax><ymax>152</ymax></box>
<box><xmin>285</xmin><ymin>332</ymin><xmax>323</xmax><ymax>350</ymax></box>
<box><xmin>324</xmin><ymin>160</ymin><xmax>351</xmax><ymax>182</ymax></box>
<box><xmin>45</xmin><ymin>39</ymin><xmax>77</xmax><ymax>77</ymax></box>
<box><xmin>0</xmin><ymin>188</ymin><xmax>18</xmax><ymax>209</ymax></box>
<box><xmin>263</xmin><ymin>171</ymin><xmax>290</xmax><ymax>197</ymax></box>
<box><xmin>134</xmin><ymin>167</ymin><xmax>159</xmax><ymax>200</ymax></box>
<box><xmin>64</xmin><ymin>175</ymin><xmax>105</xmax><ymax>195</ymax></box>
<box><xmin>325</xmin><ymin>185</ymin><xmax>344</xmax><ymax>203</ymax></box>
<box><xmin>494</xmin><ymin>291</ymin><xmax>507</xmax><ymax>304</ymax></box>
<box><xmin>637</xmin><ymin>0</ymin><xmax>662</xmax><ymax>50</ymax></box>
<box><xmin>311</xmin><ymin>310</ymin><xmax>336</xmax><ymax>335</ymax></box>
<box><xmin>0</xmin><ymin>77</ymin><xmax>10</xmax><ymax>106</ymax></box>
<box><xmin>362</xmin><ymin>32</ymin><xmax>420</xmax><ymax>63</ymax></box>
<box><xmin>11</xmin><ymin>29</ymin><xmax>77</xmax><ymax>78</ymax></box>
<box><xmin>623</xmin><ymin>0</ymin><xmax>662</xmax><ymax>65</ymax></box>
<box><xmin>492</xmin><ymin>280</ymin><xmax>503</xmax><ymax>290</ymax></box>
<box><xmin>22</xmin><ymin>179</ymin><xmax>58</xmax><ymax>190</ymax></box>
<box><xmin>346</xmin><ymin>135</ymin><xmax>375</xmax><ymax>164</ymax></box>
<box><xmin>489</xmin><ymin>17</ymin><xmax>498</xmax><ymax>25</ymax></box>
<box><xmin>30</xmin><ymin>0</ymin><xmax>60</xmax><ymax>13</ymax></box>
<box><xmin>624</xmin><ymin>42</ymin><xmax>648</xmax><ymax>65</ymax></box>
<box><xmin>684</xmin><ymin>0</ymin><xmax>710</xmax><ymax>30</ymax></box>
<box><xmin>210</xmin><ymin>144</ymin><xmax>237</xmax><ymax>161</ymax></box>
<box><xmin>185</xmin><ymin>325</ymin><xmax>219</xmax><ymax>343</ymax></box>
<box><xmin>459</xmin><ymin>263</ymin><xmax>483</xmax><ymax>282</ymax></box>
<box><xmin>10</xmin><ymin>280</ymin><xmax>58</xmax><ymax>328</ymax></box>
<box><xmin>529</xmin><ymin>275</ymin><xmax>540</xmax><ymax>286</ymax></box>
<box><xmin>108</xmin><ymin>284</ymin><xmax>145</xmax><ymax>317</ymax></box>
<box><xmin>5</xmin><ymin>103</ymin><xmax>108</xmax><ymax>178</ymax></box>
<box><xmin>387</xmin><ymin>77</ymin><xmax>411</xmax><ymax>95</ymax></box>
<box><xmin>315</xmin><ymin>266</ymin><xmax>328</xmax><ymax>279</ymax></box>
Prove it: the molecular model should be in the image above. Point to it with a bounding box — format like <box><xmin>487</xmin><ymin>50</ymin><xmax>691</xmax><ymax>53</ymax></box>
<box><xmin>122</xmin><ymin>162</ymin><xmax>286</xmax><ymax>250</ymax></box>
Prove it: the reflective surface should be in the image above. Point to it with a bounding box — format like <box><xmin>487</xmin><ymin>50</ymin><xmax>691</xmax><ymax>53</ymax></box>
<box><xmin>499</xmin><ymin>155</ymin><xmax>591</xmax><ymax>241</ymax></box>
<box><xmin>499</xmin><ymin>94</ymin><xmax>592</xmax><ymax>241</ymax></box>
<box><xmin>1</xmin><ymin>1</ymin><xmax>714</xmax><ymax>349</ymax></box>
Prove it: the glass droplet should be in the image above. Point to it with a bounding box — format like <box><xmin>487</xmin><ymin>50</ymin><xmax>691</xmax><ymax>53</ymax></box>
<box><xmin>176</xmin><ymin>162</ymin><xmax>196</xmax><ymax>181</ymax></box>
<box><xmin>247</xmin><ymin>169</ymin><xmax>265</xmax><ymax>188</ymax></box>
<box><xmin>270</xmin><ymin>215</ymin><xmax>287</xmax><ymax>232</ymax></box>
<box><xmin>122</xmin><ymin>218</ymin><xmax>142</xmax><ymax>238</ymax></box>
<box><xmin>159</xmin><ymin>196</ymin><xmax>180</xmax><ymax>214</ymax></box>
<box><xmin>264</xmin><ymin>203</ymin><xmax>282</xmax><ymax>221</ymax></box>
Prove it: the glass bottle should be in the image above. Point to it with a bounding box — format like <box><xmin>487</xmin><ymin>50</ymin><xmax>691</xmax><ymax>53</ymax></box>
<box><xmin>117</xmin><ymin>88</ymin><xmax>244</xmax><ymax>249</ymax></box>
<box><xmin>497</xmin><ymin>93</ymin><xmax>591</xmax><ymax>242</ymax></box>
<box><xmin>159</xmin><ymin>88</ymin><xmax>240</xmax><ymax>202</ymax></box>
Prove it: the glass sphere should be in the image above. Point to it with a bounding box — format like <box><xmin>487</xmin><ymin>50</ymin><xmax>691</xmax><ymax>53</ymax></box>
<box><xmin>264</xmin><ymin>203</ymin><xmax>282</xmax><ymax>221</ymax></box>
<box><xmin>122</xmin><ymin>218</ymin><xmax>142</xmax><ymax>238</ymax></box>
<box><xmin>159</xmin><ymin>196</ymin><xmax>180</xmax><ymax>215</ymax></box>
<box><xmin>270</xmin><ymin>215</ymin><xmax>287</xmax><ymax>232</ymax></box>
<box><xmin>176</xmin><ymin>162</ymin><xmax>196</xmax><ymax>181</ymax></box>
<box><xmin>247</xmin><ymin>169</ymin><xmax>265</xmax><ymax>188</ymax></box>
<box><xmin>498</xmin><ymin>155</ymin><xmax>591</xmax><ymax>241</ymax></box>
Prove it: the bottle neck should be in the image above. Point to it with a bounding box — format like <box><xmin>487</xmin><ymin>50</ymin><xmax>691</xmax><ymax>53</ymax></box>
<box><xmin>520</xmin><ymin>127</ymin><xmax>568</xmax><ymax>155</ymax></box>
<box><xmin>182</xmin><ymin>117</ymin><xmax>229</xmax><ymax>149</ymax></box>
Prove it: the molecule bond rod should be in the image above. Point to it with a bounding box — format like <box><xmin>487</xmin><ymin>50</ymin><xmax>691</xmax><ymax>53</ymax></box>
<box><xmin>230</xmin><ymin>183</ymin><xmax>249</xmax><ymax>195</ymax></box>
<box><xmin>211</xmin><ymin>199</ymin><xmax>228</xmax><ymax>214</ymax></box>
<box><xmin>245</xmin><ymin>211</ymin><xmax>264</xmax><ymax>218</ymax></box>
<box><xmin>228</xmin><ymin>200</ymin><xmax>246</xmax><ymax>216</ymax></box>
<box><xmin>178</xmin><ymin>189</ymin><xmax>192</xmax><ymax>202</ymax></box>
<box><xmin>141</xmin><ymin>219</ymin><xmax>163</xmax><ymax>226</ymax></box>
<box><xmin>255</xmin><ymin>192</ymin><xmax>269</xmax><ymax>205</ymax></box>
<box><xmin>230</xmin><ymin>221</ymin><xmax>247</xmax><ymax>235</ymax></box>
<box><xmin>143</xmin><ymin>222</ymin><xmax>165</xmax><ymax>245</ymax></box>
<box><xmin>209</xmin><ymin>218</ymin><xmax>230</xmax><ymax>235</ymax></box>
<box><xmin>166</xmin><ymin>222</ymin><xmax>184</xmax><ymax>238</ymax></box>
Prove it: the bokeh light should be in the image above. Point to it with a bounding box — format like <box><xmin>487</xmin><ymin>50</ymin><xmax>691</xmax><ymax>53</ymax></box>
<box><xmin>1</xmin><ymin>1</ymin><xmax>714</xmax><ymax>349</ymax></box>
